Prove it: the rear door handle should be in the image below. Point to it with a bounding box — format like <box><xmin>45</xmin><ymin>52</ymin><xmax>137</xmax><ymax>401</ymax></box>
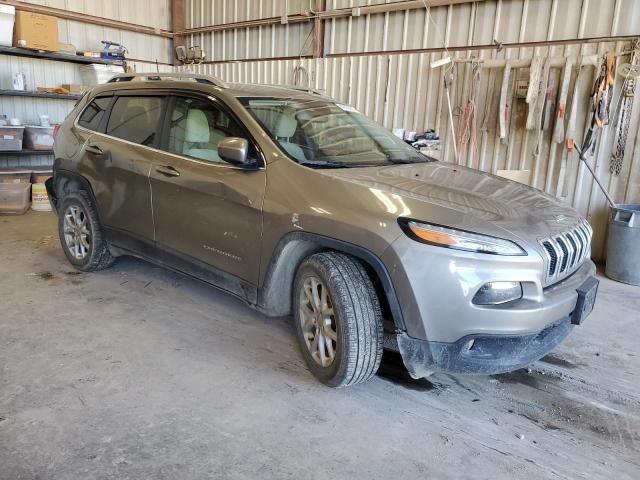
<box><xmin>155</xmin><ymin>165</ymin><xmax>181</xmax><ymax>177</ymax></box>
<box><xmin>85</xmin><ymin>144</ymin><xmax>103</xmax><ymax>155</ymax></box>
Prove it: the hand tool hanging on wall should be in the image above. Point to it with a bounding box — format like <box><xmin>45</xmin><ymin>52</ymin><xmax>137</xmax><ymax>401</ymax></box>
<box><xmin>568</xmin><ymin>52</ymin><xmax>620</xmax><ymax>209</ymax></box>
<box><xmin>610</xmin><ymin>42</ymin><xmax>640</xmax><ymax>175</ymax></box>
<box><xmin>592</xmin><ymin>52</ymin><xmax>617</xmax><ymax>129</ymax></box>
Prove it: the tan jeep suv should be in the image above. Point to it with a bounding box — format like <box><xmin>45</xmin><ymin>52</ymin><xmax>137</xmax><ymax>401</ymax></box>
<box><xmin>47</xmin><ymin>73</ymin><xmax>598</xmax><ymax>387</ymax></box>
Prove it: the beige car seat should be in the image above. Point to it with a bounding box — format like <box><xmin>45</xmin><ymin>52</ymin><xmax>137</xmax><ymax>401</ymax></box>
<box><xmin>182</xmin><ymin>109</ymin><xmax>223</xmax><ymax>162</ymax></box>
<box><xmin>273</xmin><ymin>108</ymin><xmax>306</xmax><ymax>161</ymax></box>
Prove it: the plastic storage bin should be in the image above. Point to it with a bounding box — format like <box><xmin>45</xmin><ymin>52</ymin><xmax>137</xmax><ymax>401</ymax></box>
<box><xmin>79</xmin><ymin>64</ymin><xmax>125</xmax><ymax>85</ymax></box>
<box><xmin>0</xmin><ymin>169</ymin><xmax>32</xmax><ymax>183</ymax></box>
<box><xmin>0</xmin><ymin>126</ymin><xmax>25</xmax><ymax>151</ymax></box>
<box><xmin>23</xmin><ymin>126</ymin><xmax>54</xmax><ymax>150</ymax></box>
<box><xmin>0</xmin><ymin>5</ymin><xmax>15</xmax><ymax>47</ymax></box>
<box><xmin>0</xmin><ymin>182</ymin><xmax>31</xmax><ymax>215</ymax></box>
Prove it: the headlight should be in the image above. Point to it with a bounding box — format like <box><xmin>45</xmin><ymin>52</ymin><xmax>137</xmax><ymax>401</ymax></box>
<box><xmin>472</xmin><ymin>281</ymin><xmax>523</xmax><ymax>305</ymax></box>
<box><xmin>398</xmin><ymin>219</ymin><xmax>526</xmax><ymax>256</ymax></box>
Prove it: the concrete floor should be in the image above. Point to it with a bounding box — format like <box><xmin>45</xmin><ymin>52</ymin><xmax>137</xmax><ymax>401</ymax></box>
<box><xmin>1</xmin><ymin>211</ymin><xmax>639</xmax><ymax>480</ymax></box>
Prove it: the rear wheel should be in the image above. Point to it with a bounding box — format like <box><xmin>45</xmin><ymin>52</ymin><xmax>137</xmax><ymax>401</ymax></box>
<box><xmin>58</xmin><ymin>190</ymin><xmax>115</xmax><ymax>271</ymax></box>
<box><xmin>293</xmin><ymin>252</ymin><xmax>383</xmax><ymax>387</ymax></box>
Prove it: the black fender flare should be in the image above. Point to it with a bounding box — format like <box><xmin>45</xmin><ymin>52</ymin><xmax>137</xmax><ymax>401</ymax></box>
<box><xmin>50</xmin><ymin>169</ymin><xmax>99</xmax><ymax>211</ymax></box>
<box><xmin>258</xmin><ymin>231</ymin><xmax>406</xmax><ymax>331</ymax></box>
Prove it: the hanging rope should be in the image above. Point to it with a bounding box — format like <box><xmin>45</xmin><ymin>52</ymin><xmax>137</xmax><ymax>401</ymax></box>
<box><xmin>456</xmin><ymin>62</ymin><xmax>481</xmax><ymax>166</ymax></box>
<box><xmin>610</xmin><ymin>40</ymin><xmax>640</xmax><ymax>175</ymax></box>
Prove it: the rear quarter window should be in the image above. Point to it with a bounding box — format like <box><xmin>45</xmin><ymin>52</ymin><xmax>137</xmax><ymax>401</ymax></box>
<box><xmin>77</xmin><ymin>96</ymin><xmax>111</xmax><ymax>132</ymax></box>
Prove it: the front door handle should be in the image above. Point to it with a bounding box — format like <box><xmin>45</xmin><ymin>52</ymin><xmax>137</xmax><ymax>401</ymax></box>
<box><xmin>155</xmin><ymin>165</ymin><xmax>181</xmax><ymax>177</ymax></box>
<box><xmin>85</xmin><ymin>144</ymin><xmax>103</xmax><ymax>155</ymax></box>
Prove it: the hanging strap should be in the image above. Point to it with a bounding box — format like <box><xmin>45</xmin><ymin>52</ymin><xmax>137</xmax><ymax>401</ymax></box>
<box><xmin>499</xmin><ymin>60</ymin><xmax>512</xmax><ymax>142</ymax></box>
<box><xmin>552</xmin><ymin>58</ymin><xmax>574</xmax><ymax>143</ymax></box>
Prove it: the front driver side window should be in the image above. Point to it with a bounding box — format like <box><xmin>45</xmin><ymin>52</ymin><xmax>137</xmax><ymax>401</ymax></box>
<box><xmin>168</xmin><ymin>97</ymin><xmax>247</xmax><ymax>164</ymax></box>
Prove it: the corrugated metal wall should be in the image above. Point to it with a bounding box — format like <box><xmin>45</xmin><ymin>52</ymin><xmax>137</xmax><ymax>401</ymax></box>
<box><xmin>18</xmin><ymin>0</ymin><xmax>173</xmax><ymax>62</ymax></box>
<box><xmin>324</xmin><ymin>0</ymin><xmax>637</xmax><ymax>54</ymax></box>
<box><xmin>181</xmin><ymin>0</ymin><xmax>640</xmax><ymax>261</ymax></box>
<box><xmin>187</xmin><ymin>0</ymin><xmax>314</xmax><ymax>60</ymax></box>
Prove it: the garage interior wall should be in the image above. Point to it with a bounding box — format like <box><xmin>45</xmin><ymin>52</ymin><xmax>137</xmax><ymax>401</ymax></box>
<box><xmin>180</xmin><ymin>0</ymin><xmax>640</xmax><ymax>262</ymax></box>
<box><xmin>0</xmin><ymin>0</ymin><xmax>174</xmax><ymax>167</ymax></box>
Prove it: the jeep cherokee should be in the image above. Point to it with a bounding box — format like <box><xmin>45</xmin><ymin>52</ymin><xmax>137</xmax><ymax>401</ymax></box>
<box><xmin>47</xmin><ymin>73</ymin><xmax>599</xmax><ymax>387</ymax></box>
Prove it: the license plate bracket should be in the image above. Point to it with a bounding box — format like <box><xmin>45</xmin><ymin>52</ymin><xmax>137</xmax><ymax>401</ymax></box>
<box><xmin>571</xmin><ymin>277</ymin><xmax>599</xmax><ymax>325</ymax></box>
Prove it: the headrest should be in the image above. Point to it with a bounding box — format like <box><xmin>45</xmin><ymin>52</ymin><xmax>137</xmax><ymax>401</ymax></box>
<box><xmin>185</xmin><ymin>109</ymin><xmax>210</xmax><ymax>143</ymax></box>
<box><xmin>273</xmin><ymin>108</ymin><xmax>298</xmax><ymax>138</ymax></box>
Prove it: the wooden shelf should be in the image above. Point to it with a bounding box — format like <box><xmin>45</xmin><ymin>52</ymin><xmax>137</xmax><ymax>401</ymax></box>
<box><xmin>0</xmin><ymin>89</ymin><xmax>82</xmax><ymax>100</ymax></box>
<box><xmin>0</xmin><ymin>45</ymin><xmax>124</xmax><ymax>66</ymax></box>
<box><xmin>0</xmin><ymin>149</ymin><xmax>54</xmax><ymax>156</ymax></box>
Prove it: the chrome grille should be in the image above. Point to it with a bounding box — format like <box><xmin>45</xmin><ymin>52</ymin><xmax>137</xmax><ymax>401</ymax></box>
<box><xmin>539</xmin><ymin>220</ymin><xmax>592</xmax><ymax>283</ymax></box>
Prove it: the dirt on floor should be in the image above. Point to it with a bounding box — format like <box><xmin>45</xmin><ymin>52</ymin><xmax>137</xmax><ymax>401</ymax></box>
<box><xmin>1</xmin><ymin>212</ymin><xmax>639</xmax><ymax>480</ymax></box>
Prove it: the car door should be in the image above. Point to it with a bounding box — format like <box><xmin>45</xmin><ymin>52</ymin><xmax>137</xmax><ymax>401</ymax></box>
<box><xmin>76</xmin><ymin>92</ymin><xmax>166</xmax><ymax>242</ymax></box>
<box><xmin>149</xmin><ymin>93</ymin><xmax>266</xmax><ymax>285</ymax></box>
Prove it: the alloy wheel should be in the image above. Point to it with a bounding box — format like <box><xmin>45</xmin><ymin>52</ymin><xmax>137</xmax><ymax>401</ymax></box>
<box><xmin>63</xmin><ymin>205</ymin><xmax>91</xmax><ymax>260</ymax></box>
<box><xmin>299</xmin><ymin>276</ymin><xmax>338</xmax><ymax>367</ymax></box>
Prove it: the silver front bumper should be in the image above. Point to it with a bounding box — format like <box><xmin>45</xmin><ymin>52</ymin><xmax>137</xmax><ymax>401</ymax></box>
<box><xmin>382</xmin><ymin>236</ymin><xmax>597</xmax><ymax>343</ymax></box>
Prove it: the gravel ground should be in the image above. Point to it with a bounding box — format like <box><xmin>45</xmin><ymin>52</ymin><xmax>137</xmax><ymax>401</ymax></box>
<box><xmin>1</xmin><ymin>211</ymin><xmax>639</xmax><ymax>480</ymax></box>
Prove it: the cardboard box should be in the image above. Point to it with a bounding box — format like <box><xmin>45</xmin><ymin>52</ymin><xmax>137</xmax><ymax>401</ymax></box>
<box><xmin>13</xmin><ymin>11</ymin><xmax>59</xmax><ymax>52</ymax></box>
<box><xmin>61</xmin><ymin>84</ymin><xmax>89</xmax><ymax>95</ymax></box>
<box><xmin>23</xmin><ymin>126</ymin><xmax>54</xmax><ymax>151</ymax></box>
<box><xmin>31</xmin><ymin>169</ymin><xmax>53</xmax><ymax>184</ymax></box>
<box><xmin>0</xmin><ymin>5</ymin><xmax>15</xmax><ymax>47</ymax></box>
<box><xmin>0</xmin><ymin>126</ymin><xmax>24</xmax><ymax>151</ymax></box>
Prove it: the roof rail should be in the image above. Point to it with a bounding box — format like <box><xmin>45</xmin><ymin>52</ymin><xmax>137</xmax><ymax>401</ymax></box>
<box><xmin>282</xmin><ymin>85</ymin><xmax>327</xmax><ymax>96</ymax></box>
<box><xmin>107</xmin><ymin>72</ymin><xmax>228</xmax><ymax>88</ymax></box>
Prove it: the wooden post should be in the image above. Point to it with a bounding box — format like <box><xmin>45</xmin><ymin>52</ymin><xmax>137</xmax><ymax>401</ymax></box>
<box><xmin>313</xmin><ymin>0</ymin><xmax>326</xmax><ymax>58</ymax></box>
<box><xmin>172</xmin><ymin>0</ymin><xmax>186</xmax><ymax>66</ymax></box>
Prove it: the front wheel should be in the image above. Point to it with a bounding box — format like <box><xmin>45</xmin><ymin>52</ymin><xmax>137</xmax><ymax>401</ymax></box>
<box><xmin>58</xmin><ymin>190</ymin><xmax>115</xmax><ymax>272</ymax></box>
<box><xmin>293</xmin><ymin>252</ymin><xmax>383</xmax><ymax>388</ymax></box>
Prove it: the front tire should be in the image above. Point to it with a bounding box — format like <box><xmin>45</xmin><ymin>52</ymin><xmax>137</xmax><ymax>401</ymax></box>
<box><xmin>293</xmin><ymin>252</ymin><xmax>383</xmax><ymax>387</ymax></box>
<box><xmin>58</xmin><ymin>190</ymin><xmax>115</xmax><ymax>272</ymax></box>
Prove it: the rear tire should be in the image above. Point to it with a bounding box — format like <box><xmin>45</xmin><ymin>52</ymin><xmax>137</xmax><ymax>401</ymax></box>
<box><xmin>293</xmin><ymin>252</ymin><xmax>383</xmax><ymax>388</ymax></box>
<box><xmin>58</xmin><ymin>190</ymin><xmax>115</xmax><ymax>272</ymax></box>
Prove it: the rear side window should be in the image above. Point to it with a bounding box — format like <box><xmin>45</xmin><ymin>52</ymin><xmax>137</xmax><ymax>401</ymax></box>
<box><xmin>106</xmin><ymin>96</ymin><xmax>163</xmax><ymax>146</ymax></box>
<box><xmin>77</xmin><ymin>96</ymin><xmax>111</xmax><ymax>132</ymax></box>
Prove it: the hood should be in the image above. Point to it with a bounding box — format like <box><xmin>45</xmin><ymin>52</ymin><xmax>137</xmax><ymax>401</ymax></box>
<box><xmin>320</xmin><ymin>162</ymin><xmax>583</xmax><ymax>244</ymax></box>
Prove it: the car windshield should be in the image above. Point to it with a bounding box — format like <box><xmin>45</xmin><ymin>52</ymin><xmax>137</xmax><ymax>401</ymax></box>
<box><xmin>238</xmin><ymin>96</ymin><xmax>432</xmax><ymax>167</ymax></box>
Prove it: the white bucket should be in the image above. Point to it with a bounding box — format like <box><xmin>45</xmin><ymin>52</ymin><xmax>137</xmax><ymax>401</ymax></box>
<box><xmin>31</xmin><ymin>183</ymin><xmax>51</xmax><ymax>211</ymax></box>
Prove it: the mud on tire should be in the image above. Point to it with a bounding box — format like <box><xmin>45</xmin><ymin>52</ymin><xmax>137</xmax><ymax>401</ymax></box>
<box><xmin>58</xmin><ymin>190</ymin><xmax>115</xmax><ymax>272</ymax></box>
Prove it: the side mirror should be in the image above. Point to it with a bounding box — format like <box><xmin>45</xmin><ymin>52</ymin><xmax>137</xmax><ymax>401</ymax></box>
<box><xmin>218</xmin><ymin>137</ymin><xmax>253</xmax><ymax>167</ymax></box>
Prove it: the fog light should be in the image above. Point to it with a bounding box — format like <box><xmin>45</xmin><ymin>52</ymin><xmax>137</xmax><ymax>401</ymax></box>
<box><xmin>472</xmin><ymin>281</ymin><xmax>523</xmax><ymax>305</ymax></box>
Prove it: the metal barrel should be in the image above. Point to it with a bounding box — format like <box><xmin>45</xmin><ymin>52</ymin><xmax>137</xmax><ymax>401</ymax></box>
<box><xmin>605</xmin><ymin>204</ymin><xmax>640</xmax><ymax>285</ymax></box>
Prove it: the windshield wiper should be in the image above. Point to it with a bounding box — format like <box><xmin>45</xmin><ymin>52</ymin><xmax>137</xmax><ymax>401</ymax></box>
<box><xmin>386</xmin><ymin>157</ymin><xmax>433</xmax><ymax>164</ymax></box>
<box><xmin>299</xmin><ymin>160</ymin><xmax>357</xmax><ymax>168</ymax></box>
